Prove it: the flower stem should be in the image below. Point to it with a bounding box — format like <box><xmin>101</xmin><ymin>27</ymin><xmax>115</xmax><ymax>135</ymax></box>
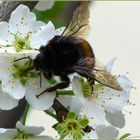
<box><xmin>44</xmin><ymin>110</ymin><xmax>56</xmax><ymax>119</ymax></box>
<box><xmin>56</xmin><ymin>90</ymin><xmax>74</xmax><ymax>96</ymax></box>
<box><xmin>22</xmin><ymin>103</ymin><xmax>29</xmax><ymax>125</ymax></box>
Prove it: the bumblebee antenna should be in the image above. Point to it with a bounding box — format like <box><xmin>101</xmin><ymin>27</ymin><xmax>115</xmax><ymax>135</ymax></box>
<box><xmin>39</xmin><ymin>72</ymin><xmax>42</xmax><ymax>88</ymax></box>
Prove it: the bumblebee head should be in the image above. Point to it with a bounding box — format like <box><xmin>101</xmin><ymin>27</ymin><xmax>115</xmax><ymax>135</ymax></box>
<box><xmin>33</xmin><ymin>52</ymin><xmax>49</xmax><ymax>72</ymax></box>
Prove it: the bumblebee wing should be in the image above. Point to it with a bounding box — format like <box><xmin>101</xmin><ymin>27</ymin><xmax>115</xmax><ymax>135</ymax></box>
<box><xmin>73</xmin><ymin>57</ymin><xmax>95</xmax><ymax>78</ymax></box>
<box><xmin>92</xmin><ymin>68</ymin><xmax>123</xmax><ymax>91</ymax></box>
<box><xmin>61</xmin><ymin>1</ymin><xmax>90</xmax><ymax>39</ymax></box>
<box><xmin>73</xmin><ymin>58</ymin><xmax>123</xmax><ymax>91</ymax></box>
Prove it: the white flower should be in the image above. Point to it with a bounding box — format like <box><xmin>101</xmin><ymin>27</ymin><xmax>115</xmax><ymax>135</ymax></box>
<box><xmin>0</xmin><ymin>48</ymin><xmax>55</xmax><ymax>110</ymax></box>
<box><xmin>0</xmin><ymin>4</ymin><xmax>65</xmax><ymax>110</ymax></box>
<box><xmin>71</xmin><ymin>59</ymin><xmax>132</xmax><ymax>126</ymax></box>
<box><xmin>0</xmin><ymin>121</ymin><xmax>53</xmax><ymax>139</ymax></box>
<box><xmin>0</xmin><ymin>4</ymin><xmax>57</xmax><ymax>51</ymax></box>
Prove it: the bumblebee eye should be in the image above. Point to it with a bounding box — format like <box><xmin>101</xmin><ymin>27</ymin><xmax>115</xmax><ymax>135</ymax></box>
<box><xmin>33</xmin><ymin>57</ymin><xmax>40</xmax><ymax>70</ymax></box>
<box><xmin>33</xmin><ymin>53</ymin><xmax>46</xmax><ymax>71</ymax></box>
<box><xmin>39</xmin><ymin>46</ymin><xmax>45</xmax><ymax>52</ymax></box>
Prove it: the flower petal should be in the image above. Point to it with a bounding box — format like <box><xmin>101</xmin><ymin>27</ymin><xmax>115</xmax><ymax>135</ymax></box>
<box><xmin>96</xmin><ymin>75</ymin><xmax>132</xmax><ymax>113</ymax></box>
<box><xmin>81</xmin><ymin>100</ymin><xmax>106</xmax><ymax>126</ymax></box>
<box><xmin>35</xmin><ymin>1</ymin><xmax>55</xmax><ymax>11</ymax></box>
<box><xmin>0</xmin><ymin>55</ymin><xmax>13</xmax><ymax>80</ymax></box>
<box><xmin>72</xmin><ymin>76</ymin><xmax>86</xmax><ymax>104</ymax></box>
<box><xmin>2</xmin><ymin>78</ymin><xmax>26</xmax><ymax>100</ymax></box>
<box><xmin>83</xmin><ymin>130</ymin><xmax>98</xmax><ymax>139</ymax></box>
<box><xmin>9</xmin><ymin>4</ymin><xmax>36</xmax><ymax>34</ymax></box>
<box><xmin>0</xmin><ymin>128</ymin><xmax>17</xmax><ymax>138</ymax></box>
<box><xmin>0</xmin><ymin>88</ymin><xmax>18</xmax><ymax>110</ymax></box>
<box><xmin>25</xmin><ymin>77</ymin><xmax>56</xmax><ymax>110</ymax></box>
<box><xmin>29</xmin><ymin>21</ymin><xmax>55</xmax><ymax>49</ymax></box>
<box><xmin>16</xmin><ymin>121</ymin><xmax>44</xmax><ymax>136</ymax></box>
<box><xmin>0</xmin><ymin>22</ymin><xmax>14</xmax><ymax>46</ymax></box>
<box><xmin>70</xmin><ymin>97</ymin><xmax>83</xmax><ymax>114</ymax></box>
<box><xmin>105</xmin><ymin>111</ymin><xmax>125</xmax><ymax>128</ymax></box>
<box><xmin>0</xmin><ymin>47</ymin><xmax>39</xmax><ymax>58</ymax></box>
<box><xmin>106</xmin><ymin>57</ymin><xmax>116</xmax><ymax>72</ymax></box>
<box><xmin>27</xmin><ymin>21</ymin><xmax>45</xmax><ymax>34</ymax></box>
<box><xmin>95</xmin><ymin>125</ymin><xmax>119</xmax><ymax>139</ymax></box>
<box><xmin>57</xmin><ymin>95</ymin><xmax>73</xmax><ymax>108</ymax></box>
<box><xmin>33</xmin><ymin>136</ymin><xmax>54</xmax><ymax>139</ymax></box>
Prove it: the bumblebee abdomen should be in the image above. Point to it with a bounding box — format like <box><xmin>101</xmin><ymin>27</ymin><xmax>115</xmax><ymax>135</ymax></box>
<box><xmin>79</xmin><ymin>39</ymin><xmax>94</xmax><ymax>59</ymax></box>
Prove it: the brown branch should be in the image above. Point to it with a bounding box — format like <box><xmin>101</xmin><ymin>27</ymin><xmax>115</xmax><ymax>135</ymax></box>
<box><xmin>0</xmin><ymin>1</ymin><xmax>38</xmax><ymax>128</ymax></box>
<box><xmin>52</xmin><ymin>98</ymin><xmax>69</xmax><ymax>122</ymax></box>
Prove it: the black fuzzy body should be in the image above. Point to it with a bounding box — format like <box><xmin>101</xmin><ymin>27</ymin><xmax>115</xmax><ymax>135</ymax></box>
<box><xmin>34</xmin><ymin>36</ymin><xmax>94</xmax><ymax>78</ymax></box>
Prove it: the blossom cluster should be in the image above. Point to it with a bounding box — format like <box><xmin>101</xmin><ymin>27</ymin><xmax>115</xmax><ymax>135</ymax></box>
<box><xmin>0</xmin><ymin>4</ymin><xmax>133</xmax><ymax>140</ymax></box>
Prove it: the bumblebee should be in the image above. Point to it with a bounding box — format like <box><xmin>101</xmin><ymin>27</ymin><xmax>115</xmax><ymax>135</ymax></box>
<box><xmin>33</xmin><ymin>2</ymin><xmax>122</xmax><ymax>96</ymax></box>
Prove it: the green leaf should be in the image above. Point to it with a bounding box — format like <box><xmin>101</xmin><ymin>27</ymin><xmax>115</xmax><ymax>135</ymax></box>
<box><xmin>67</xmin><ymin>112</ymin><xmax>76</xmax><ymax>119</ymax></box>
<box><xmin>79</xmin><ymin>118</ymin><xmax>89</xmax><ymax>128</ymax></box>
<box><xmin>120</xmin><ymin>133</ymin><xmax>131</xmax><ymax>140</ymax></box>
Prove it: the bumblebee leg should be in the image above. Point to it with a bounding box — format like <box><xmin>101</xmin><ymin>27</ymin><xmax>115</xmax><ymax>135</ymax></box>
<box><xmin>36</xmin><ymin>75</ymin><xmax>70</xmax><ymax>98</ymax></box>
<box><xmin>14</xmin><ymin>56</ymin><xmax>33</xmax><ymax>62</ymax></box>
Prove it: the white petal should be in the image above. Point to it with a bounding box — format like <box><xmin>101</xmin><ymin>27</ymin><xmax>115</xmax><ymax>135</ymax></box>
<box><xmin>16</xmin><ymin>121</ymin><xmax>44</xmax><ymax>136</ymax></box>
<box><xmin>0</xmin><ymin>89</ymin><xmax>18</xmax><ymax>110</ymax></box>
<box><xmin>72</xmin><ymin>76</ymin><xmax>86</xmax><ymax>104</ymax></box>
<box><xmin>105</xmin><ymin>111</ymin><xmax>125</xmax><ymax>128</ymax></box>
<box><xmin>2</xmin><ymin>78</ymin><xmax>26</xmax><ymax>100</ymax></box>
<box><xmin>81</xmin><ymin>100</ymin><xmax>106</xmax><ymax>126</ymax></box>
<box><xmin>0</xmin><ymin>22</ymin><xmax>14</xmax><ymax>46</ymax></box>
<box><xmin>95</xmin><ymin>125</ymin><xmax>119</xmax><ymax>139</ymax></box>
<box><xmin>27</xmin><ymin>20</ymin><xmax>45</xmax><ymax>33</ymax></box>
<box><xmin>30</xmin><ymin>21</ymin><xmax>55</xmax><ymax>49</ymax></box>
<box><xmin>25</xmin><ymin>77</ymin><xmax>56</xmax><ymax>110</ymax></box>
<box><xmin>0</xmin><ymin>128</ymin><xmax>17</xmax><ymax>138</ymax></box>
<box><xmin>57</xmin><ymin>95</ymin><xmax>73</xmax><ymax>108</ymax></box>
<box><xmin>96</xmin><ymin>75</ymin><xmax>132</xmax><ymax>113</ymax></box>
<box><xmin>55</xmin><ymin>27</ymin><xmax>65</xmax><ymax>36</ymax></box>
<box><xmin>35</xmin><ymin>1</ymin><xmax>55</xmax><ymax>11</ymax></box>
<box><xmin>106</xmin><ymin>57</ymin><xmax>116</xmax><ymax>72</ymax></box>
<box><xmin>0</xmin><ymin>47</ymin><xmax>39</xmax><ymax>58</ymax></box>
<box><xmin>9</xmin><ymin>5</ymin><xmax>36</xmax><ymax>32</ymax></box>
<box><xmin>0</xmin><ymin>55</ymin><xmax>12</xmax><ymax>80</ymax></box>
<box><xmin>33</xmin><ymin>136</ymin><xmax>53</xmax><ymax>139</ymax></box>
<box><xmin>70</xmin><ymin>97</ymin><xmax>83</xmax><ymax>114</ymax></box>
<box><xmin>83</xmin><ymin>130</ymin><xmax>98</xmax><ymax>139</ymax></box>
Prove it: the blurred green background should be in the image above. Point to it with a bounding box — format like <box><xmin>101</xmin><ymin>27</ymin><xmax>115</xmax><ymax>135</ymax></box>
<box><xmin>33</xmin><ymin>1</ymin><xmax>80</xmax><ymax>28</ymax></box>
